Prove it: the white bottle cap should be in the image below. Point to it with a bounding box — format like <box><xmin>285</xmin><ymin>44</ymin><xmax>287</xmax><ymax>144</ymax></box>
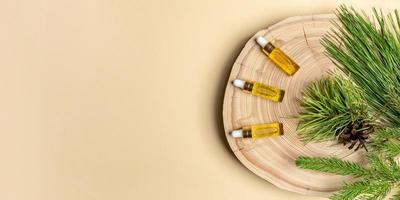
<box><xmin>230</xmin><ymin>129</ymin><xmax>243</xmax><ymax>138</ymax></box>
<box><xmin>232</xmin><ymin>79</ymin><xmax>245</xmax><ymax>89</ymax></box>
<box><xmin>256</xmin><ymin>36</ymin><xmax>268</xmax><ymax>48</ymax></box>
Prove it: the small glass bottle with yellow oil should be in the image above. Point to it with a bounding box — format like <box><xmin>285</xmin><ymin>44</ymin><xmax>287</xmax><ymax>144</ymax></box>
<box><xmin>233</xmin><ymin>79</ymin><xmax>284</xmax><ymax>102</ymax></box>
<box><xmin>230</xmin><ymin>123</ymin><xmax>283</xmax><ymax>139</ymax></box>
<box><xmin>256</xmin><ymin>36</ymin><xmax>299</xmax><ymax>76</ymax></box>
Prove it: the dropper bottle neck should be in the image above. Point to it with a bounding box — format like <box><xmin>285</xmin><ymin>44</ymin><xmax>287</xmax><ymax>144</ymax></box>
<box><xmin>256</xmin><ymin>36</ymin><xmax>275</xmax><ymax>54</ymax></box>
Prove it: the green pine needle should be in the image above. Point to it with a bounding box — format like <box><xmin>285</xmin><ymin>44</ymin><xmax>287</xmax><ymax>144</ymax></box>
<box><xmin>322</xmin><ymin>5</ymin><xmax>400</xmax><ymax>126</ymax></box>
<box><xmin>296</xmin><ymin>155</ymin><xmax>400</xmax><ymax>200</ymax></box>
<box><xmin>295</xmin><ymin>5</ymin><xmax>400</xmax><ymax>200</ymax></box>
<box><xmin>296</xmin><ymin>156</ymin><xmax>371</xmax><ymax>177</ymax></box>
<box><xmin>297</xmin><ymin>75</ymin><xmax>370</xmax><ymax>142</ymax></box>
<box><xmin>330</xmin><ymin>181</ymin><xmax>391</xmax><ymax>200</ymax></box>
<box><xmin>371</xmin><ymin>128</ymin><xmax>400</xmax><ymax>157</ymax></box>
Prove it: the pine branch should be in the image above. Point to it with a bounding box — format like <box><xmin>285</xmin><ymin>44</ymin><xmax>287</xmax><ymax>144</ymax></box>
<box><xmin>295</xmin><ymin>5</ymin><xmax>400</xmax><ymax>200</ymax></box>
<box><xmin>330</xmin><ymin>181</ymin><xmax>391</xmax><ymax>200</ymax></box>
<box><xmin>297</xmin><ymin>75</ymin><xmax>370</xmax><ymax>143</ymax></box>
<box><xmin>368</xmin><ymin>154</ymin><xmax>400</xmax><ymax>182</ymax></box>
<box><xmin>372</xmin><ymin>128</ymin><xmax>400</xmax><ymax>157</ymax></box>
<box><xmin>322</xmin><ymin>5</ymin><xmax>400</xmax><ymax>126</ymax></box>
<box><xmin>296</xmin><ymin>154</ymin><xmax>400</xmax><ymax>200</ymax></box>
<box><xmin>386</xmin><ymin>86</ymin><xmax>400</xmax><ymax>113</ymax></box>
<box><xmin>296</xmin><ymin>156</ymin><xmax>371</xmax><ymax>177</ymax></box>
<box><xmin>363</xmin><ymin>182</ymin><xmax>391</xmax><ymax>200</ymax></box>
<box><xmin>382</xmin><ymin>141</ymin><xmax>400</xmax><ymax>157</ymax></box>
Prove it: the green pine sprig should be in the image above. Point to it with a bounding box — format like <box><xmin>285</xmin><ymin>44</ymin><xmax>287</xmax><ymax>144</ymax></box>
<box><xmin>295</xmin><ymin>156</ymin><xmax>371</xmax><ymax>177</ymax></box>
<box><xmin>371</xmin><ymin>128</ymin><xmax>400</xmax><ymax>157</ymax></box>
<box><xmin>330</xmin><ymin>181</ymin><xmax>391</xmax><ymax>200</ymax></box>
<box><xmin>295</xmin><ymin>5</ymin><xmax>400</xmax><ymax>200</ymax></box>
<box><xmin>296</xmin><ymin>154</ymin><xmax>400</xmax><ymax>200</ymax></box>
<box><xmin>297</xmin><ymin>75</ymin><xmax>371</xmax><ymax>143</ymax></box>
<box><xmin>322</xmin><ymin>5</ymin><xmax>400</xmax><ymax>126</ymax></box>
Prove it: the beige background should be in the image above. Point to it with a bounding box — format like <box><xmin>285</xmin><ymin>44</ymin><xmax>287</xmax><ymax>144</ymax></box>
<box><xmin>1</xmin><ymin>0</ymin><xmax>400</xmax><ymax>200</ymax></box>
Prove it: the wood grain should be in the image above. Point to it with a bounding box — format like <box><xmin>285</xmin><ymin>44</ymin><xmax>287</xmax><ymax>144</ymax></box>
<box><xmin>222</xmin><ymin>14</ymin><xmax>367</xmax><ymax>197</ymax></box>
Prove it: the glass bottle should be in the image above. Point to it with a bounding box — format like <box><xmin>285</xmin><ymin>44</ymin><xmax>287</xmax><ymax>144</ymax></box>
<box><xmin>233</xmin><ymin>79</ymin><xmax>284</xmax><ymax>102</ymax></box>
<box><xmin>256</xmin><ymin>36</ymin><xmax>299</xmax><ymax>76</ymax></box>
<box><xmin>230</xmin><ymin>123</ymin><xmax>283</xmax><ymax>139</ymax></box>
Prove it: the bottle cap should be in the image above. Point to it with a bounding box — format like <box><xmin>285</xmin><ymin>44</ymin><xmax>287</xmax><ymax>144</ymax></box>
<box><xmin>256</xmin><ymin>36</ymin><xmax>268</xmax><ymax>48</ymax></box>
<box><xmin>230</xmin><ymin>129</ymin><xmax>243</xmax><ymax>138</ymax></box>
<box><xmin>232</xmin><ymin>79</ymin><xmax>245</xmax><ymax>89</ymax></box>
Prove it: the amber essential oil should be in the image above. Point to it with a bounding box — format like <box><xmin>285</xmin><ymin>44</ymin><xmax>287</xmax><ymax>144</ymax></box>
<box><xmin>256</xmin><ymin>36</ymin><xmax>299</xmax><ymax>76</ymax></box>
<box><xmin>233</xmin><ymin>79</ymin><xmax>284</xmax><ymax>102</ymax></box>
<box><xmin>230</xmin><ymin>123</ymin><xmax>283</xmax><ymax>139</ymax></box>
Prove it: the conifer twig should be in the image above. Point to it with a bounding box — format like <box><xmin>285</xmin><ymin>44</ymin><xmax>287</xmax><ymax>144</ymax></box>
<box><xmin>296</xmin><ymin>155</ymin><xmax>400</xmax><ymax>200</ymax></box>
<box><xmin>322</xmin><ymin>5</ymin><xmax>400</xmax><ymax>126</ymax></box>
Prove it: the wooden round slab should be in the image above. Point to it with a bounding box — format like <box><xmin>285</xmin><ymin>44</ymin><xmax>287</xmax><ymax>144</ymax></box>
<box><xmin>222</xmin><ymin>14</ymin><xmax>367</xmax><ymax>197</ymax></box>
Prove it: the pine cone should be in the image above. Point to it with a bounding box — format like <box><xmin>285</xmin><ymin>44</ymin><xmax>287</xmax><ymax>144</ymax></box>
<box><xmin>338</xmin><ymin>121</ymin><xmax>373</xmax><ymax>151</ymax></box>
